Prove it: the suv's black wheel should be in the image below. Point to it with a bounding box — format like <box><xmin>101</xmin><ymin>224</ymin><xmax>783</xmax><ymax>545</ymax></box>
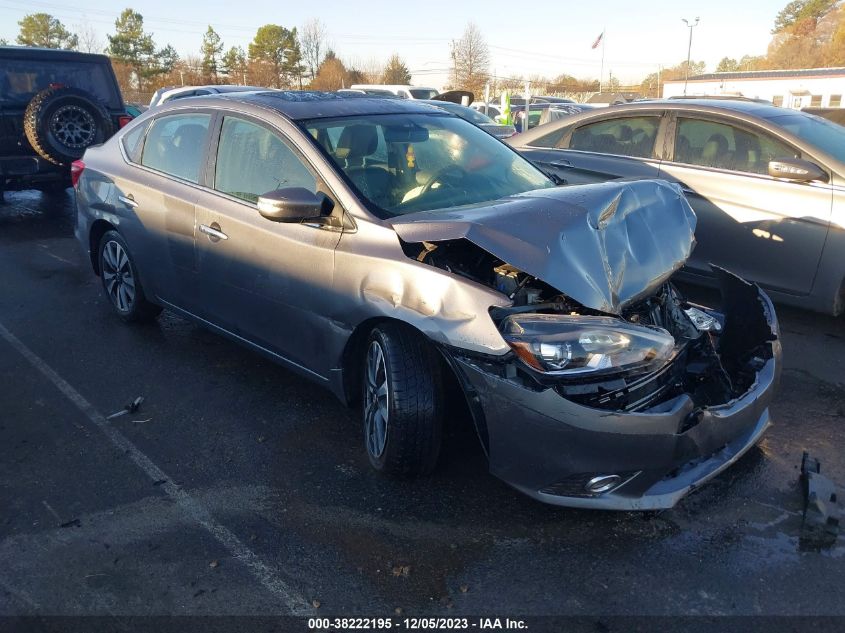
<box><xmin>362</xmin><ymin>323</ymin><xmax>443</xmax><ymax>477</ymax></box>
<box><xmin>24</xmin><ymin>87</ymin><xmax>113</xmax><ymax>165</ymax></box>
<box><xmin>97</xmin><ymin>230</ymin><xmax>161</xmax><ymax>323</ymax></box>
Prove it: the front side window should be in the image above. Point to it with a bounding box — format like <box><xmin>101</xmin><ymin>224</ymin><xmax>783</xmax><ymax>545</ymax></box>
<box><xmin>569</xmin><ymin>116</ymin><xmax>660</xmax><ymax>158</ymax></box>
<box><xmin>301</xmin><ymin>113</ymin><xmax>553</xmax><ymax>217</ymax></box>
<box><xmin>673</xmin><ymin>117</ymin><xmax>797</xmax><ymax>174</ymax></box>
<box><xmin>214</xmin><ymin>117</ymin><xmax>316</xmax><ymax>203</ymax></box>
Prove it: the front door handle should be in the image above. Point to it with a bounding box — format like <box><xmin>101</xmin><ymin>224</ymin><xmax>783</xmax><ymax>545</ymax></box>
<box><xmin>199</xmin><ymin>223</ymin><xmax>228</xmax><ymax>241</ymax></box>
<box><xmin>118</xmin><ymin>194</ymin><xmax>138</xmax><ymax>208</ymax></box>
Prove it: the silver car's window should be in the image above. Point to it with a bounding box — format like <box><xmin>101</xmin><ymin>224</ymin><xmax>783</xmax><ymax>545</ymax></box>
<box><xmin>214</xmin><ymin>117</ymin><xmax>316</xmax><ymax>204</ymax></box>
<box><xmin>570</xmin><ymin>116</ymin><xmax>659</xmax><ymax>158</ymax></box>
<box><xmin>766</xmin><ymin>112</ymin><xmax>845</xmax><ymax>164</ymax></box>
<box><xmin>121</xmin><ymin>122</ymin><xmax>148</xmax><ymax>163</ymax></box>
<box><xmin>301</xmin><ymin>113</ymin><xmax>553</xmax><ymax>217</ymax></box>
<box><xmin>141</xmin><ymin>113</ymin><xmax>211</xmax><ymax>184</ymax></box>
<box><xmin>674</xmin><ymin>118</ymin><xmax>797</xmax><ymax>175</ymax></box>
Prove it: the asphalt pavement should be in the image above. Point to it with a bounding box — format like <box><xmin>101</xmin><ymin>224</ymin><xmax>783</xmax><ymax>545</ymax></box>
<box><xmin>1</xmin><ymin>189</ymin><xmax>843</xmax><ymax>621</ymax></box>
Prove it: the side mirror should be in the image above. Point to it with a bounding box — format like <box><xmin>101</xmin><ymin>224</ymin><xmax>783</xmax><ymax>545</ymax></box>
<box><xmin>257</xmin><ymin>188</ymin><xmax>334</xmax><ymax>222</ymax></box>
<box><xmin>768</xmin><ymin>158</ymin><xmax>829</xmax><ymax>183</ymax></box>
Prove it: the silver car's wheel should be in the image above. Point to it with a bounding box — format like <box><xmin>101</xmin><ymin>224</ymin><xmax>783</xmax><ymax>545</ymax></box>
<box><xmin>102</xmin><ymin>240</ymin><xmax>136</xmax><ymax>313</ymax></box>
<box><xmin>364</xmin><ymin>340</ymin><xmax>390</xmax><ymax>459</ymax></box>
<box><xmin>361</xmin><ymin>323</ymin><xmax>443</xmax><ymax>477</ymax></box>
<box><xmin>97</xmin><ymin>230</ymin><xmax>162</xmax><ymax>323</ymax></box>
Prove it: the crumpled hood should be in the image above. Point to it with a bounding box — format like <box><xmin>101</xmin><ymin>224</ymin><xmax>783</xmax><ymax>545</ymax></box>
<box><xmin>390</xmin><ymin>180</ymin><xmax>697</xmax><ymax>314</ymax></box>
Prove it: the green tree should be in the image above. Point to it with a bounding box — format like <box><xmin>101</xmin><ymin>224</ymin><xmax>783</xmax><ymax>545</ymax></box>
<box><xmin>382</xmin><ymin>54</ymin><xmax>411</xmax><ymax>84</ymax></box>
<box><xmin>201</xmin><ymin>26</ymin><xmax>224</xmax><ymax>82</ymax></box>
<box><xmin>249</xmin><ymin>24</ymin><xmax>303</xmax><ymax>88</ymax></box>
<box><xmin>774</xmin><ymin>0</ymin><xmax>837</xmax><ymax>31</ymax></box>
<box><xmin>107</xmin><ymin>9</ymin><xmax>178</xmax><ymax>91</ymax></box>
<box><xmin>222</xmin><ymin>46</ymin><xmax>247</xmax><ymax>82</ymax></box>
<box><xmin>716</xmin><ymin>57</ymin><xmax>740</xmax><ymax>72</ymax></box>
<box><xmin>16</xmin><ymin>13</ymin><xmax>78</xmax><ymax>49</ymax></box>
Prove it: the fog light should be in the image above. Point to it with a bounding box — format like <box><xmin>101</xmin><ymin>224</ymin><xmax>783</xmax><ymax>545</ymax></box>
<box><xmin>585</xmin><ymin>475</ymin><xmax>622</xmax><ymax>494</ymax></box>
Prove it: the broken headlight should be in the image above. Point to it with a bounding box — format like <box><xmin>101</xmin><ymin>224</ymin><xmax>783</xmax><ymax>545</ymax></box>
<box><xmin>501</xmin><ymin>314</ymin><xmax>675</xmax><ymax>376</ymax></box>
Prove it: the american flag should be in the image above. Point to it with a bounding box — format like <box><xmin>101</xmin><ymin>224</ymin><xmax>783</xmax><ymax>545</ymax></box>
<box><xmin>591</xmin><ymin>31</ymin><xmax>604</xmax><ymax>49</ymax></box>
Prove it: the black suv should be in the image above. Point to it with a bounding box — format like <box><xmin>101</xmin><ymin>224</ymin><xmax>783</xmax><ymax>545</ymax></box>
<box><xmin>1</xmin><ymin>46</ymin><xmax>129</xmax><ymax>197</ymax></box>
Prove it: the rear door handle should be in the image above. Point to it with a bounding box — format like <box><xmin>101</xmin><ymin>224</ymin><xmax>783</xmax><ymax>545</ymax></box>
<box><xmin>199</xmin><ymin>223</ymin><xmax>228</xmax><ymax>241</ymax></box>
<box><xmin>118</xmin><ymin>194</ymin><xmax>138</xmax><ymax>208</ymax></box>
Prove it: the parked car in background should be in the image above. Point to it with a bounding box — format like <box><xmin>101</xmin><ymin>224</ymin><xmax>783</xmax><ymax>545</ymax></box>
<box><xmin>420</xmin><ymin>99</ymin><xmax>516</xmax><ymax>139</ymax></box>
<box><xmin>148</xmin><ymin>85</ymin><xmax>269</xmax><ymax>108</ymax></box>
<box><xmin>512</xmin><ymin>103</ymin><xmax>593</xmax><ymax>132</ymax></box>
<box><xmin>1</xmin><ymin>46</ymin><xmax>129</xmax><ymax>197</ymax></box>
<box><xmin>510</xmin><ymin>99</ymin><xmax>845</xmax><ymax>315</ymax></box>
<box><xmin>349</xmin><ymin>84</ymin><xmax>439</xmax><ymax>99</ymax></box>
<box><xmin>74</xmin><ymin>91</ymin><xmax>780</xmax><ymax>510</ymax></box>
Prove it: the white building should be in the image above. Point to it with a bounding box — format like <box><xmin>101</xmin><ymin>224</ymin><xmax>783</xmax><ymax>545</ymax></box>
<box><xmin>662</xmin><ymin>68</ymin><xmax>845</xmax><ymax>109</ymax></box>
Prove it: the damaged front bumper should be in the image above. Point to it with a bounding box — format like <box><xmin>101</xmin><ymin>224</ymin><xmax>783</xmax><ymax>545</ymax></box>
<box><xmin>445</xmin><ymin>282</ymin><xmax>782</xmax><ymax>511</ymax></box>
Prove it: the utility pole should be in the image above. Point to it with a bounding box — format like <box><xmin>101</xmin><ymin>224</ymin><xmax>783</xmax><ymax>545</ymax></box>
<box><xmin>682</xmin><ymin>17</ymin><xmax>700</xmax><ymax>96</ymax></box>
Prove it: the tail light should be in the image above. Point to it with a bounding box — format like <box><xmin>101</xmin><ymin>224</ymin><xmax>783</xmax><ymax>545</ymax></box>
<box><xmin>118</xmin><ymin>115</ymin><xmax>133</xmax><ymax>128</ymax></box>
<box><xmin>71</xmin><ymin>160</ymin><xmax>85</xmax><ymax>188</ymax></box>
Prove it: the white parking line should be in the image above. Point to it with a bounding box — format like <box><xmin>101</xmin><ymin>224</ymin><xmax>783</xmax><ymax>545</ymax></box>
<box><xmin>0</xmin><ymin>320</ymin><xmax>310</xmax><ymax>615</ymax></box>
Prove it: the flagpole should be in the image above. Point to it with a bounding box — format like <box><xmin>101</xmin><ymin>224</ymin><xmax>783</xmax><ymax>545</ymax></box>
<box><xmin>599</xmin><ymin>27</ymin><xmax>606</xmax><ymax>93</ymax></box>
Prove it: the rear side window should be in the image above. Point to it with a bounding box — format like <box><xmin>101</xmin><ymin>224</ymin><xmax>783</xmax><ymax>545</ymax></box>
<box><xmin>141</xmin><ymin>114</ymin><xmax>211</xmax><ymax>183</ymax></box>
<box><xmin>1</xmin><ymin>59</ymin><xmax>121</xmax><ymax>109</ymax></box>
<box><xmin>214</xmin><ymin>116</ymin><xmax>316</xmax><ymax>203</ymax></box>
<box><xmin>121</xmin><ymin>123</ymin><xmax>148</xmax><ymax>163</ymax></box>
<box><xmin>569</xmin><ymin>116</ymin><xmax>660</xmax><ymax>158</ymax></box>
<box><xmin>673</xmin><ymin>118</ymin><xmax>797</xmax><ymax>174</ymax></box>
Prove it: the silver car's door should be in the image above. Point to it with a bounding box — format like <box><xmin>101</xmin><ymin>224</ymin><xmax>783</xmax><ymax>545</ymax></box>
<box><xmin>659</xmin><ymin>115</ymin><xmax>832</xmax><ymax>295</ymax></box>
<box><xmin>115</xmin><ymin>111</ymin><xmax>213</xmax><ymax>307</ymax></box>
<box><xmin>193</xmin><ymin>113</ymin><xmax>343</xmax><ymax>377</ymax></box>
<box><xmin>516</xmin><ymin>113</ymin><xmax>666</xmax><ymax>185</ymax></box>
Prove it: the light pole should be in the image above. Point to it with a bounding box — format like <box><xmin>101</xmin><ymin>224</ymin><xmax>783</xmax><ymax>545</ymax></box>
<box><xmin>682</xmin><ymin>17</ymin><xmax>699</xmax><ymax>96</ymax></box>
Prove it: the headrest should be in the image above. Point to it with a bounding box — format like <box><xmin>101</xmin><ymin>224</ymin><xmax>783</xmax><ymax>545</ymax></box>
<box><xmin>335</xmin><ymin>125</ymin><xmax>378</xmax><ymax>160</ymax></box>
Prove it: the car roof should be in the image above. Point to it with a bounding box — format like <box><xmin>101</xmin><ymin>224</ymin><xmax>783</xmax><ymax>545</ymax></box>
<box><xmin>190</xmin><ymin>90</ymin><xmax>446</xmax><ymax>121</ymax></box>
<box><xmin>0</xmin><ymin>45</ymin><xmax>110</xmax><ymax>64</ymax></box>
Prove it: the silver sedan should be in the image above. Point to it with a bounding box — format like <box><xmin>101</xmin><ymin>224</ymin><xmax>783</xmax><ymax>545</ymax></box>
<box><xmin>73</xmin><ymin>92</ymin><xmax>781</xmax><ymax>510</ymax></box>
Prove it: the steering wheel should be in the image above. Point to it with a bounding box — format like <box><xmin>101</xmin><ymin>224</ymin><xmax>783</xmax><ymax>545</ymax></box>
<box><xmin>417</xmin><ymin>164</ymin><xmax>468</xmax><ymax>197</ymax></box>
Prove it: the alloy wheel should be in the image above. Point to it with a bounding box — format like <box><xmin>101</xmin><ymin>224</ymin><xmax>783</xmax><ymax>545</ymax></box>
<box><xmin>364</xmin><ymin>340</ymin><xmax>390</xmax><ymax>458</ymax></box>
<box><xmin>50</xmin><ymin>105</ymin><xmax>96</xmax><ymax>149</ymax></box>
<box><xmin>102</xmin><ymin>240</ymin><xmax>136</xmax><ymax>312</ymax></box>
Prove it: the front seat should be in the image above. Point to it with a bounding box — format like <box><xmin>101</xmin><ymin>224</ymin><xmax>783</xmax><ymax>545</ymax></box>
<box><xmin>700</xmin><ymin>133</ymin><xmax>730</xmax><ymax>169</ymax></box>
<box><xmin>336</xmin><ymin>125</ymin><xmax>390</xmax><ymax>206</ymax></box>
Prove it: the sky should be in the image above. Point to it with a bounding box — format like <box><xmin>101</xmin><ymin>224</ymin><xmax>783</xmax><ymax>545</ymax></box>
<box><xmin>0</xmin><ymin>0</ymin><xmax>781</xmax><ymax>90</ymax></box>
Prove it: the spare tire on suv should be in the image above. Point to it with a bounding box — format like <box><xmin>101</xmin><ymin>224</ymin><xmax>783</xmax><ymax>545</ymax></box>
<box><xmin>24</xmin><ymin>86</ymin><xmax>114</xmax><ymax>165</ymax></box>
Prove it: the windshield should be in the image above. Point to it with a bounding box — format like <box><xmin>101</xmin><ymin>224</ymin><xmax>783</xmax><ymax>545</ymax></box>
<box><xmin>409</xmin><ymin>88</ymin><xmax>439</xmax><ymax>99</ymax></box>
<box><xmin>301</xmin><ymin>113</ymin><xmax>553</xmax><ymax>217</ymax></box>
<box><xmin>767</xmin><ymin>112</ymin><xmax>845</xmax><ymax>164</ymax></box>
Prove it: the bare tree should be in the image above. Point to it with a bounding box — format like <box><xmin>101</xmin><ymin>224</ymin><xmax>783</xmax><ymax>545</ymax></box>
<box><xmin>451</xmin><ymin>22</ymin><xmax>490</xmax><ymax>94</ymax></box>
<box><xmin>76</xmin><ymin>22</ymin><xmax>102</xmax><ymax>53</ymax></box>
<box><xmin>300</xmin><ymin>18</ymin><xmax>328</xmax><ymax>80</ymax></box>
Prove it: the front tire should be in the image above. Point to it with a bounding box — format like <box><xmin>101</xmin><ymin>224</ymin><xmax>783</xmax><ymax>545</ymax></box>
<box><xmin>97</xmin><ymin>230</ymin><xmax>161</xmax><ymax>323</ymax></box>
<box><xmin>362</xmin><ymin>323</ymin><xmax>443</xmax><ymax>477</ymax></box>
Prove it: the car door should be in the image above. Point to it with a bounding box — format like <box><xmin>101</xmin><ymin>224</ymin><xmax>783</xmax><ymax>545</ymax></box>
<box><xmin>114</xmin><ymin>110</ymin><xmax>213</xmax><ymax>308</ymax></box>
<box><xmin>193</xmin><ymin>113</ymin><xmax>343</xmax><ymax>377</ymax></box>
<box><xmin>658</xmin><ymin>114</ymin><xmax>832</xmax><ymax>295</ymax></box>
<box><xmin>517</xmin><ymin>112</ymin><xmax>666</xmax><ymax>185</ymax></box>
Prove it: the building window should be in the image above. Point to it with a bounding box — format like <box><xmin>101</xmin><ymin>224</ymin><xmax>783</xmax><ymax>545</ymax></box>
<box><xmin>830</xmin><ymin>94</ymin><xmax>842</xmax><ymax>107</ymax></box>
<box><xmin>772</xmin><ymin>95</ymin><xmax>783</xmax><ymax>107</ymax></box>
<box><xmin>810</xmin><ymin>95</ymin><xmax>822</xmax><ymax>107</ymax></box>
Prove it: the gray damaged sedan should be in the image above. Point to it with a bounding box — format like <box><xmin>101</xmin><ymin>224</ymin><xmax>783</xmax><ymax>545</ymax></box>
<box><xmin>73</xmin><ymin>92</ymin><xmax>782</xmax><ymax>510</ymax></box>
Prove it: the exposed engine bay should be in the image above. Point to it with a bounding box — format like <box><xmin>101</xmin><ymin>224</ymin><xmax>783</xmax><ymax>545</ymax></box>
<box><xmin>402</xmin><ymin>237</ymin><xmax>777</xmax><ymax>414</ymax></box>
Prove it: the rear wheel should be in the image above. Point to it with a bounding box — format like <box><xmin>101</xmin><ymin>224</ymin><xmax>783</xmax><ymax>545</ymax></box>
<box><xmin>97</xmin><ymin>230</ymin><xmax>161</xmax><ymax>323</ymax></box>
<box><xmin>362</xmin><ymin>323</ymin><xmax>443</xmax><ymax>477</ymax></box>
